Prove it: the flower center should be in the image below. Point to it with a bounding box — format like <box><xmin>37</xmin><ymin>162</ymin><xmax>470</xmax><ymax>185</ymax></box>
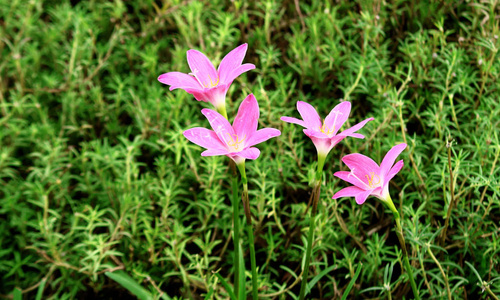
<box><xmin>318</xmin><ymin>110</ymin><xmax>343</xmax><ymax>135</ymax></box>
<box><xmin>190</xmin><ymin>69</ymin><xmax>220</xmax><ymax>88</ymax></box>
<box><xmin>319</xmin><ymin>122</ymin><xmax>335</xmax><ymax>135</ymax></box>
<box><xmin>348</xmin><ymin>168</ymin><xmax>376</xmax><ymax>190</ymax></box>
<box><xmin>225</xmin><ymin>133</ymin><xmax>246</xmax><ymax>151</ymax></box>
<box><xmin>205</xmin><ymin>74</ymin><xmax>220</xmax><ymax>88</ymax></box>
<box><xmin>365</xmin><ymin>172</ymin><xmax>381</xmax><ymax>188</ymax></box>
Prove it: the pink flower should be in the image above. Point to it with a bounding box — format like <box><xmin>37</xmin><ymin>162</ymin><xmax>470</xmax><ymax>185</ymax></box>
<box><xmin>183</xmin><ymin>94</ymin><xmax>281</xmax><ymax>164</ymax></box>
<box><xmin>332</xmin><ymin>143</ymin><xmax>407</xmax><ymax>204</ymax></box>
<box><xmin>158</xmin><ymin>44</ymin><xmax>255</xmax><ymax>111</ymax></box>
<box><xmin>281</xmin><ymin>101</ymin><xmax>373</xmax><ymax>157</ymax></box>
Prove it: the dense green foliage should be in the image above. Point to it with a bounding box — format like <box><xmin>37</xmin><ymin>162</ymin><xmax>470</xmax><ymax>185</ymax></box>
<box><xmin>1</xmin><ymin>0</ymin><xmax>499</xmax><ymax>299</ymax></box>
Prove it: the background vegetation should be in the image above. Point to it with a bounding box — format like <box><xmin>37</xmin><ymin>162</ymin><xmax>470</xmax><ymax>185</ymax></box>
<box><xmin>1</xmin><ymin>0</ymin><xmax>499</xmax><ymax>299</ymax></box>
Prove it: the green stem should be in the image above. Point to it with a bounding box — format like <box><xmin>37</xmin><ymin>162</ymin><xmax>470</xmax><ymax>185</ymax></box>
<box><xmin>298</xmin><ymin>183</ymin><xmax>320</xmax><ymax>299</ymax></box>
<box><xmin>231</xmin><ymin>177</ymin><xmax>240</xmax><ymax>298</ymax></box>
<box><xmin>486</xmin><ymin>285</ymin><xmax>500</xmax><ymax>300</ymax></box>
<box><xmin>299</xmin><ymin>154</ymin><xmax>326</xmax><ymax>300</ymax></box>
<box><xmin>245</xmin><ymin>213</ymin><xmax>258</xmax><ymax>300</ymax></box>
<box><xmin>387</xmin><ymin>197</ymin><xmax>419</xmax><ymax>300</ymax></box>
<box><xmin>426</xmin><ymin>244</ymin><xmax>451</xmax><ymax>300</ymax></box>
<box><xmin>216</xmin><ymin>104</ymin><xmax>228</xmax><ymax>120</ymax></box>
<box><xmin>236</xmin><ymin>161</ymin><xmax>258</xmax><ymax>300</ymax></box>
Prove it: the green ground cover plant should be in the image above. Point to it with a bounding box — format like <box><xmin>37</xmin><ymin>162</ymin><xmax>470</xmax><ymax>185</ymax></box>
<box><xmin>1</xmin><ymin>0</ymin><xmax>499</xmax><ymax>299</ymax></box>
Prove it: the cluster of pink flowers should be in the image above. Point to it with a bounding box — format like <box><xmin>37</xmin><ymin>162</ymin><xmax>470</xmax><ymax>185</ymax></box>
<box><xmin>159</xmin><ymin>44</ymin><xmax>281</xmax><ymax>165</ymax></box>
<box><xmin>281</xmin><ymin>101</ymin><xmax>405</xmax><ymax>205</ymax></box>
<box><xmin>158</xmin><ymin>43</ymin><xmax>411</xmax><ymax>299</ymax></box>
<box><xmin>158</xmin><ymin>43</ymin><xmax>406</xmax><ymax>208</ymax></box>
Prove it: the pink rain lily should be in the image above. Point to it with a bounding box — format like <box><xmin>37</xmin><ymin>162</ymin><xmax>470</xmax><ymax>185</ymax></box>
<box><xmin>281</xmin><ymin>101</ymin><xmax>374</xmax><ymax>157</ymax></box>
<box><xmin>183</xmin><ymin>94</ymin><xmax>281</xmax><ymax>164</ymax></box>
<box><xmin>332</xmin><ymin>143</ymin><xmax>407</xmax><ymax>204</ymax></box>
<box><xmin>158</xmin><ymin>43</ymin><xmax>255</xmax><ymax>112</ymax></box>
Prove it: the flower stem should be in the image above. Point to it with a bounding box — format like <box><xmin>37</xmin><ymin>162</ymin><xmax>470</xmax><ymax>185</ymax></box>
<box><xmin>217</xmin><ymin>104</ymin><xmax>228</xmax><ymax>120</ymax></box>
<box><xmin>299</xmin><ymin>154</ymin><xmax>325</xmax><ymax>300</ymax></box>
<box><xmin>231</xmin><ymin>176</ymin><xmax>241</xmax><ymax>298</ymax></box>
<box><xmin>245</xmin><ymin>211</ymin><xmax>258</xmax><ymax>300</ymax></box>
<box><xmin>386</xmin><ymin>197</ymin><xmax>420</xmax><ymax>300</ymax></box>
<box><xmin>426</xmin><ymin>243</ymin><xmax>451</xmax><ymax>300</ymax></box>
<box><xmin>236</xmin><ymin>161</ymin><xmax>258</xmax><ymax>300</ymax></box>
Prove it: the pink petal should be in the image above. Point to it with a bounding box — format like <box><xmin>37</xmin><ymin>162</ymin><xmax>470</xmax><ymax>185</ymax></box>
<box><xmin>355</xmin><ymin>190</ymin><xmax>372</xmax><ymax>205</ymax></box>
<box><xmin>380</xmin><ymin>143</ymin><xmax>407</xmax><ymax>177</ymax></box>
<box><xmin>183</xmin><ymin>127</ymin><xmax>227</xmax><ymax>151</ymax></box>
<box><xmin>183</xmin><ymin>88</ymin><xmax>209</xmax><ymax>102</ymax></box>
<box><xmin>158</xmin><ymin>72</ymin><xmax>202</xmax><ymax>90</ymax></box>
<box><xmin>306</xmin><ymin>134</ymin><xmax>334</xmax><ymax>156</ymax></box>
<box><xmin>334</xmin><ymin>171</ymin><xmax>369</xmax><ymax>190</ymax></box>
<box><xmin>223</xmin><ymin>63</ymin><xmax>255</xmax><ymax>84</ymax></box>
<box><xmin>246</xmin><ymin>128</ymin><xmax>281</xmax><ymax>147</ymax></box>
<box><xmin>347</xmin><ymin>133</ymin><xmax>365</xmax><ymax>139</ymax></box>
<box><xmin>201</xmin><ymin>109</ymin><xmax>235</xmax><ymax>147</ymax></box>
<box><xmin>236</xmin><ymin>147</ymin><xmax>260</xmax><ymax>160</ymax></box>
<box><xmin>184</xmin><ymin>84</ymin><xmax>228</xmax><ymax>107</ymax></box>
<box><xmin>327</xmin><ymin>135</ymin><xmax>347</xmax><ymax>148</ymax></box>
<box><xmin>187</xmin><ymin>49</ymin><xmax>219</xmax><ymax>88</ymax></box>
<box><xmin>297</xmin><ymin>101</ymin><xmax>322</xmax><ymax>129</ymax></box>
<box><xmin>323</xmin><ymin>101</ymin><xmax>351</xmax><ymax>136</ymax></box>
<box><xmin>342</xmin><ymin>153</ymin><xmax>380</xmax><ymax>188</ymax></box>
<box><xmin>280</xmin><ymin>116</ymin><xmax>306</xmax><ymax>127</ymax></box>
<box><xmin>303</xmin><ymin>129</ymin><xmax>329</xmax><ymax>139</ymax></box>
<box><xmin>202</xmin><ymin>149</ymin><xmax>230</xmax><ymax>156</ymax></box>
<box><xmin>304</xmin><ymin>130</ymin><xmax>349</xmax><ymax>155</ymax></box>
<box><xmin>384</xmin><ymin>160</ymin><xmax>404</xmax><ymax>185</ymax></box>
<box><xmin>218</xmin><ymin>44</ymin><xmax>249</xmax><ymax>83</ymax></box>
<box><xmin>338</xmin><ymin>117</ymin><xmax>374</xmax><ymax>138</ymax></box>
<box><xmin>233</xmin><ymin>94</ymin><xmax>259</xmax><ymax>144</ymax></box>
<box><xmin>332</xmin><ymin>186</ymin><xmax>365</xmax><ymax>199</ymax></box>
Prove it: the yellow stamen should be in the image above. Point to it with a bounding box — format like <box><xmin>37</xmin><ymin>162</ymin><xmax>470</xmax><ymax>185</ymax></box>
<box><xmin>319</xmin><ymin>119</ymin><xmax>335</xmax><ymax>135</ymax></box>
<box><xmin>226</xmin><ymin>133</ymin><xmax>246</xmax><ymax>150</ymax></box>
<box><xmin>365</xmin><ymin>172</ymin><xmax>381</xmax><ymax>188</ymax></box>
<box><xmin>203</xmin><ymin>74</ymin><xmax>220</xmax><ymax>88</ymax></box>
<box><xmin>348</xmin><ymin>168</ymin><xmax>372</xmax><ymax>190</ymax></box>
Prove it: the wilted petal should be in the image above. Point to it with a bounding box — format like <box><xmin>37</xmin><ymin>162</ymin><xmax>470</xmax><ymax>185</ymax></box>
<box><xmin>201</xmin><ymin>109</ymin><xmax>235</xmax><ymax>146</ymax></box>
<box><xmin>158</xmin><ymin>72</ymin><xmax>202</xmax><ymax>90</ymax></box>
<box><xmin>281</xmin><ymin>116</ymin><xmax>306</xmax><ymax>127</ymax></box>
<box><xmin>380</xmin><ymin>143</ymin><xmax>407</xmax><ymax>177</ymax></box>
<box><xmin>183</xmin><ymin>127</ymin><xmax>227</xmax><ymax>151</ymax></box>
<box><xmin>332</xmin><ymin>186</ymin><xmax>365</xmax><ymax>199</ymax></box>
<box><xmin>187</xmin><ymin>49</ymin><xmax>219</xmax><ymax>88</ymax></box>
<box><xmin>324</xmin><ymin>101</ymin><xmax>351</xmax><ymax>136</ymax></box>
<box><xmin>233</xmin><ymin>94</ymin><xmax>259</xmax><ymax>142</ymax></box>
<box><xmin>297</xmin><ymin>101</ymin><xmax>321</xmax><ymax>129</ymax></box>
<box><xmin>218</xmin><ymin>44</ymin><xmax>248</xmax><ymax>83</ymax></box>
<box><xmin>246</xmin><ymin>128</ymin><xmax>281</xmax><ymax>147</ymax></box>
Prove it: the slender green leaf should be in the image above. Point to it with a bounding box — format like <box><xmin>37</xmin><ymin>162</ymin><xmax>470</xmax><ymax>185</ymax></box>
<box><xmin>105</xmin><ymin>271</ymin><xmax>153</xmax><ymax>300</ymax></box>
